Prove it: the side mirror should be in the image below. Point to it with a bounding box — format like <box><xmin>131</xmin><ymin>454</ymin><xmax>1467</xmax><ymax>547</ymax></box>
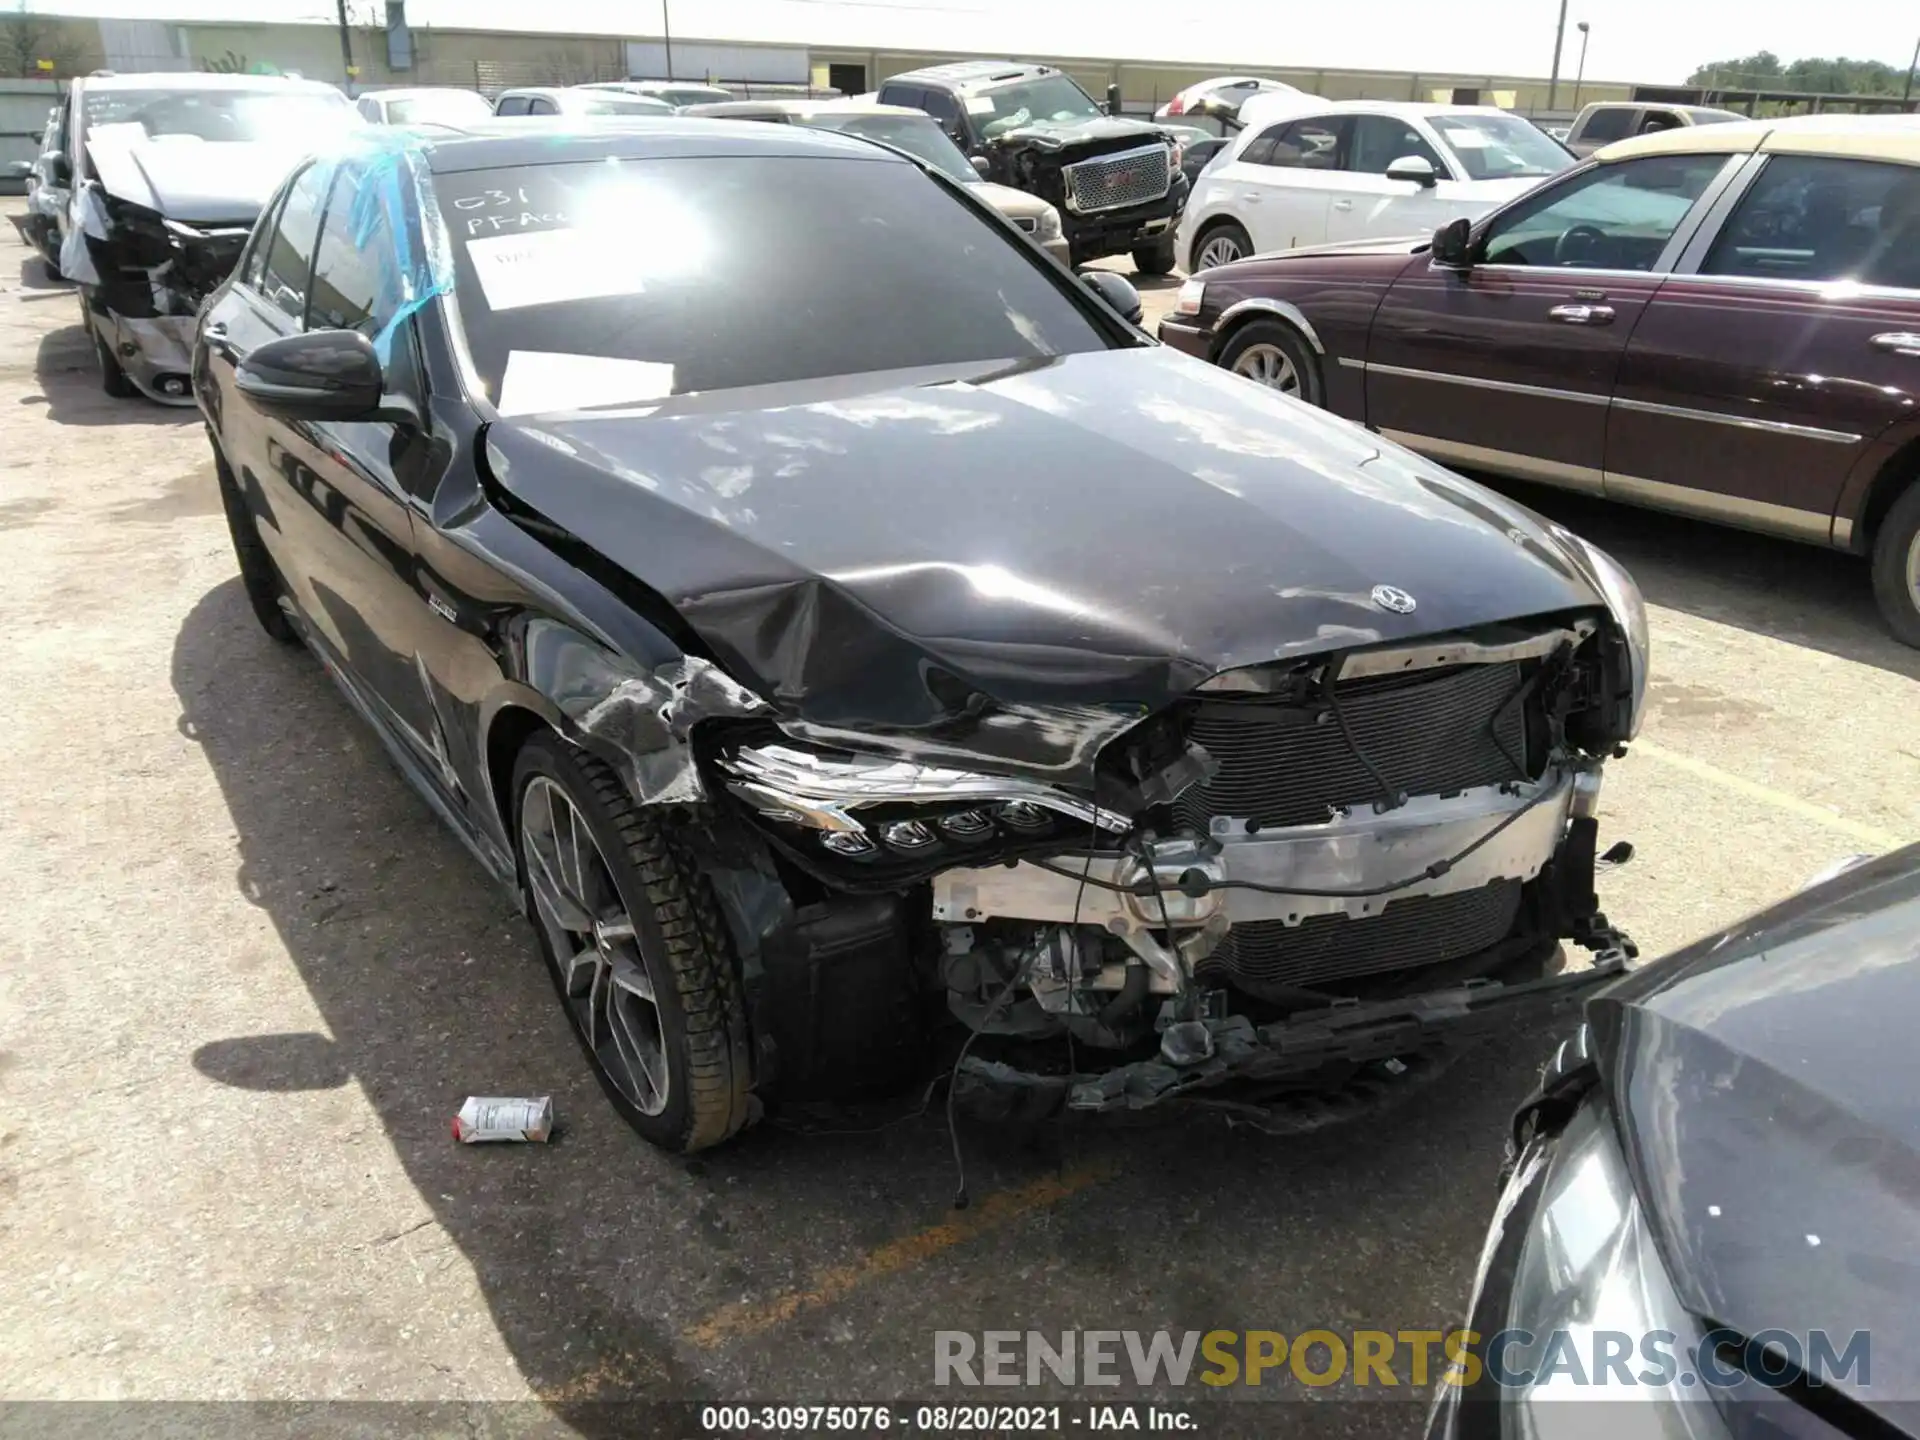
<box><xmin>1081</xmin><ymin>269</ymin><xmax>1143</xmax><ymax>325</ymax></box>
<box><xmin>1386</xmin><ymin>155</ymin><xmax>1438</xmax><ymax>188</ymax></box>
<box><xmin>970</xmin><ymin>154</ymin><xmax>990</xmax><ymax>178</ymax></box>
<box><xmin>1431</xmin><ymin>216</ymin><xmax>1474</xmax><ymax>271</ymax></box>
<box><xmin>1106</xmin><ymin>82</ymin><xmax>1123</xmax><ymax>117</ymax></box>
<box><xmin>235</xmin><ymin>329</ymin><xmax>386</xmax><ymax>422</ymax></box>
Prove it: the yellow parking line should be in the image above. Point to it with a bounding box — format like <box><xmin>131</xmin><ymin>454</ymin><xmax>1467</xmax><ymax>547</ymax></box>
<box><xmin>1633</xmin><ymin>739</ymin><xmax>1908</xmax><ymax>851</ymax></box>
<box><xmin>683</xmin><ymin>1160</ymin><xmax>1119</xmax><ymax>1350</ymax></box>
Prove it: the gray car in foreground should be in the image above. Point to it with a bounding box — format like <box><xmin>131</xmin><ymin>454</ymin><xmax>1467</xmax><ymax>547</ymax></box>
<box><xmin>1433</xmin><ymin>845</ymin><xmax>1920</xmax><ymax>1438</ymax></box>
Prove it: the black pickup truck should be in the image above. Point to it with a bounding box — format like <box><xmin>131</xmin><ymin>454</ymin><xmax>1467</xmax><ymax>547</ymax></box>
<box><xmin>877</xmin><ymin>61</ymin><xmax>1187</xmax><ymax>272</ymax></box>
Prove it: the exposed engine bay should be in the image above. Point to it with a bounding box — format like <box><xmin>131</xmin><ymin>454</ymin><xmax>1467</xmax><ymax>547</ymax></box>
<box><xmin>699</xmin><ymin>613</ymin><xmax>1637</xmax><ymax>1120</ymax></box>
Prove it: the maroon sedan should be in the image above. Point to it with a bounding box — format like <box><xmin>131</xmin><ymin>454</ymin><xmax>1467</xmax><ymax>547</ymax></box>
<box><xmin>1159</xmin><ymin>116</ymin><xmax>1920</xmax><ymax>645</ymax></box>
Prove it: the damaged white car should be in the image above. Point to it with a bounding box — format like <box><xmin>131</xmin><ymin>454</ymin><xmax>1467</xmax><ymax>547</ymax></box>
<box><xmin>55</xmin><ymin>72</ymin><xmax>360</xmax><ymax>404</ymax></box>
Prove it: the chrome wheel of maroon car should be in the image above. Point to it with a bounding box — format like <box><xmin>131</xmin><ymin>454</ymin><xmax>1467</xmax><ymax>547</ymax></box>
<box><xmin>520</xmin><ymin>775</ymin><xmax>670</xmax><ymax>1116</ymax></box>
<box><xmin>1230</xmin><ymin>342</ymin><xmax>1300</xmax><ymax>394</ymax></box>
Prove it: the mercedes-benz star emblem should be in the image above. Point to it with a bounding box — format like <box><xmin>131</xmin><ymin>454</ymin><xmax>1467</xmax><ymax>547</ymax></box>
<box><xmin>1371</xmin><ymin>584</ymin><xmax>1417</xmax><ymax>615</ymax></box>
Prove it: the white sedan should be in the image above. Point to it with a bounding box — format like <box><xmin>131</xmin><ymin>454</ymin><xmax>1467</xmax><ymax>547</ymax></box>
<box><xmin>1176</xmin><ymin>99</ymin><xmax>1576</xmax><ymax>270</ymax></box>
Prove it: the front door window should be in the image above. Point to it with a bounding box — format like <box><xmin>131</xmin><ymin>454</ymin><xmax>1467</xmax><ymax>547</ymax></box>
<box><xmin>1478</xmin><ymin>153</ymin><xmax>1727</xmax><ymax>271</ymax></box>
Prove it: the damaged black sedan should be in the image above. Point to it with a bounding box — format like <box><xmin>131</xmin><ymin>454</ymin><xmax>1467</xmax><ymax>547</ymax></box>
<box><xmin>195</xmin><ymin>120</ymin><xmax>1646</xmax><ymax>1153</ymax></box>
<box><xmin>55</xmin><ymin>72</ymin><xmax>360</xmax><ymax>404</ymax></box>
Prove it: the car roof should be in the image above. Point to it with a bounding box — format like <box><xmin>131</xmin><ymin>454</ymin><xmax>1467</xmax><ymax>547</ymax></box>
<box><xmin>80</xmin><ymin>72</ymin><xmax>343</xmax><ymax>95</ymax></box>
<box><xmin>1581</xmin><ymin>100</ymin><xmax>1740</xmax><ymax>117</ymax></box>
<box><xmin>355</xmin><ymin>116</ymin><xmax>918</xmax><ymax>174</ymax></box>
<box><xmin>362</xmin><ymin>86</ymin><xmax>481</xmax><ymax>100</ymax></box>
<box><xmin>1237</xmin><ymin>95</ymin><xmax>1513</xmax><ymax>126</ymax></box>
<box><xmin>1598</xmin><ymin>112</ymin><xmax>1920</xmax><ymax>166</ymax></box>
<box><xmin>890</xmin><ymin>60</ymin><xmax>1054</xmax><ymax>90</ymax></box>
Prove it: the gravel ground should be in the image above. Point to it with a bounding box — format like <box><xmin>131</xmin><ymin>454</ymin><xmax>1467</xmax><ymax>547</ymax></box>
<box><xmin>2</xmin><ymin>206</ymin><xmax>1915</xmax><ymax>1435</ymax></box>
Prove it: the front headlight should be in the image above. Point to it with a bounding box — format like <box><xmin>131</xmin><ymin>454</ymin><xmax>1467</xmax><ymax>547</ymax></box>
<box><xmin>1172</xmin><ymin>278</ymin><xmax>1205</xmax><ymax>317</ymax></box>
<box><xmin>1497</xmin><ymin>1104</ymin><xmax>1723</xmax><ymax>1435</ymax></box>
<box><xmin>718</xmin><ymin>742</ymin><xmax>1129</xmax><ymax>860</ymax></box>
<box><xmin>1553</xmin><ymin>528</ymin><xmax>1650</xmax><ymax>740</ymax></box>
<box><xmin>1034</xmin><ymin>203</ymin><xmax>1062</xmax><ymax>241</ymax></box>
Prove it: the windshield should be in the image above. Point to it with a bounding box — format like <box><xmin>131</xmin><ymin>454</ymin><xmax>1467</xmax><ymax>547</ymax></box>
<box><xmin>1431</xmin><ymin>112</ymin><xmax>1575</xmax><ymax>180</ymax></box>
<box><xmin>972</xmin><ymin>75</ymin><xmax>1103</xmax><ymax>138</ymax></box>
<box><xmin>805</xmin><ymin>114</ymin><xmax>978</xmax><ymax>182</ymax></box>
<box><xmin>384</xmin><ymin>90</ymin><xmax>491</xmax><ymax>125</ymax></box>
<box><xmin>436</xmin><ymin>156</ymin><xmax>1108</xmax><ymax>413</ymax></box>
<box><xmin>83</xmin><ymin>87</ymin><xmax>357</xmax><ymax>145</ymax></box>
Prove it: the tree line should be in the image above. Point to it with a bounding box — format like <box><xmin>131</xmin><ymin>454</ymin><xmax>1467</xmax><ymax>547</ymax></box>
<box><xmin>1688</xmin><ymin>50</ymin><xmax>1914</xmax><ymax>97</ymax></box>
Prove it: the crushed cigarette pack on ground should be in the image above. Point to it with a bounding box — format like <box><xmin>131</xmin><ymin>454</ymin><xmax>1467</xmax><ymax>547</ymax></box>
<box><xmin>453</xmin><ymin>1095</ymin><xmax>554</xmax><ymax>1143</ymax></box>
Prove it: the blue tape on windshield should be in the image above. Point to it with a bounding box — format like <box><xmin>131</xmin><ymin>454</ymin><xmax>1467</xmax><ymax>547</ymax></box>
<box><xmin>337</xmin><ymin>131</ymin><xmax>455</xmax><ymax>362</ymax></box>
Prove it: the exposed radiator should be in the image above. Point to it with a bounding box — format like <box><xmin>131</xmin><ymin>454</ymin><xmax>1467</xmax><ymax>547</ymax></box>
<box><xmin>1175</xmin><ymin>663</ymin><xmax>1527</xmax><ymax>834</ymax></box>
<box><xmin>1197</xmin><ymin>881</ymin><xmax>1524</xmax><ymax>999</ymax></box>
<box><xmin>1176</xmin><ymin>663</ymin><xmax>1532</xmax><ymax>997</ymax></box>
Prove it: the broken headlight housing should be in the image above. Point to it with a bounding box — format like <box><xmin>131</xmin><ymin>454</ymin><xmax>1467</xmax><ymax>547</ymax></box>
<box><xmin>1551</xmin><ymin>528</ymin><xmax>1650</xmax><ymax>740</ymax></box>
<box><xmin>718</xmin><ymin>741</ymin><xmax>1128</xmax><ymax>862</ymax></box>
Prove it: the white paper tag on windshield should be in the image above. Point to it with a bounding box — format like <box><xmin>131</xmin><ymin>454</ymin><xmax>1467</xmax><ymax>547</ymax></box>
<box><xmin>497</xmin><ymin>351</ymin><xmax>676</xmax><ymax>416</ymax></box>
<box><xmin>965</xmin><ymin>95</ymin><xmax>995</xmax><ymax>115</ymax></box>
<box><xmin>467</xmin><ymin>229</ymin><xmax>646</xmax><ymax>312</ymax></box>
<box><xmin>1446</xmin><ymin>128</ymin><xmax>1491</xmax><ymax>148</ymax></box>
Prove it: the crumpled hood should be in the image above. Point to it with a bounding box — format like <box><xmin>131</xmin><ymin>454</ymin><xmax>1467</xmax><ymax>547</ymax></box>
<box><xmin>988</xmin><ymin>115</ymin><xmax>1172</xmax><ymax>151</ymax></box>
<box><xmin>1589</xmin><ymin>847</ymin><xmax>1920</xmax><ymax>1411</ymax></box>
<box><xmin>86</xmin><ymin>137</ymin><xmax>305</xmax><ymax>223</ymax></box>
<box><xmin>484</xmin><ymin>347</ymin><xmax>1606</xmax><ymax>779</ymax></box>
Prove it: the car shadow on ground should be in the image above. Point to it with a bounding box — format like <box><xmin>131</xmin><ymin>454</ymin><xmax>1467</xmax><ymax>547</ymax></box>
<box><xmin>174</xmin><ymin>576</ymin><xmax>1560</xmax><ymax>1432</ymax></box>
<box><xmin>1490</xmin><ymin>480</ymin><xmax>1920</xmax><ymax>682</ymax></box>
<box><xmin>16</xmin><ymin>251</ymin><xmax>68</xmax><ymax>291</ymax></box>
<box><xmin>30</xmin><ymin>322</ymin><xmax>199</xmax><ymax>429</ymax></box>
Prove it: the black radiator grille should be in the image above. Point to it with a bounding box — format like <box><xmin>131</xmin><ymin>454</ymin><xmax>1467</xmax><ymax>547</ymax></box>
<box><xmin>1199</xmin><ymin>881</ymin><xmax>1523</xmax><ymax>998</ymax></box>
<box><xmin>1174</xmin><ymin>662</ymin><xmax>1527</xmax><ymax>834</ymax></box>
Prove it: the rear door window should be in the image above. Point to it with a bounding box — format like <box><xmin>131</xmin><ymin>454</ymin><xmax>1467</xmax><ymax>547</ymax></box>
<box><xmin>258</xmin><ymin>162</ymin><xmax>330</xmax><ymax>322</ymax></box>
<box><xmin>528</xmin><ymin>97</ymin><xmax>558</xmax><ymax>116</ymax></box>
<box><xmin>1266</xmin><ymin>116</ymin><xmax>1348</xmax><ymax>171</ymax></box>
<box><xmin>1702</xmin><ymin>155</ymin><xmax>1920</xmax><ymax>289</ymax></box>
<box><xmin>495</xmin><ymin>95</ymin><xmax>529</xmax><ymax>116</ymax></box>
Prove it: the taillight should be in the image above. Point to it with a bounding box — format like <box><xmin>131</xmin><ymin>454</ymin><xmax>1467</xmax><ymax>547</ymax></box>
<box><xmin>1168</xmin><ymin>95</ymin><xmax>1185</xmax><ymax>115</ymax></box>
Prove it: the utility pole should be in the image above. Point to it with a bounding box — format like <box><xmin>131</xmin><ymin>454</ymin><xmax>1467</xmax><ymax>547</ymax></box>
<box><xmin>1547</xmin><ymin>0</ymin><xmax>1569</xmax><ymax>110</ymax></box>
<box><xmin>1573</xmin><ymin>22</ymin><xmax>1590</xmax><ymax>111</ymax></box>
<box><xmin>1905</xmin><ymin>32</ymin><xmax>1919</xmax><ymax>106</ymax></box>
<box><xmin>334</xmin><ymin>0</ymin><xmax>355</xmax><ymax>90</ymax></box>
<box><xmin>662</xmin><ymin>0</ymin><xmax>674</xmax><ymax>80</ymax></box>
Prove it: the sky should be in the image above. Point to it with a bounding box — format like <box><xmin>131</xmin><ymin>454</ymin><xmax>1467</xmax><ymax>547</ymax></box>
<box><xmin>30</xmin><ymin>0</ymin><xmax>1920</xmax><ymax>85</ymax></box>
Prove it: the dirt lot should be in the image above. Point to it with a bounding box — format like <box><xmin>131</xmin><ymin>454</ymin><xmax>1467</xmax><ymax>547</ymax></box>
<box><xmin>2</xmin><ymin>205</ymin><xmax>1916</xmax><ymax>1433</ymax></box>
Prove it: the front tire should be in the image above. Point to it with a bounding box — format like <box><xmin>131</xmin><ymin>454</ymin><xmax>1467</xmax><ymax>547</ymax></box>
<box><xmin>1131</xmin><ymin>236</ymin><xmax>1177</xmax><ymax>276</ymax></box>
<box><xmin>513</xmin><ymin>734</ymin><xmax>754</xmax><ymax>1153</ymax></box>
<box><xmin>212</xmin><ymin>448</ymin><xmax>300</xmax><ymax>646</ymax></box>
<box><xmin>1870</xmin><ymin>482</ymin><xmax>1920</xmax><ymax>648</ymax></box>
<box><xmin>84</xmin><ymin>297</ymin><xmax>136</xmax><ymax>399</ymax></box>
<box><xmin>1191</xmin><ymin>220</ymin><xmax>1252</xmax><ymax>272</ymax></box>
<box><xmin>1217</xmin><ymin>319</ymin><xmax>1323</xmax><ymax>405</ymax></box>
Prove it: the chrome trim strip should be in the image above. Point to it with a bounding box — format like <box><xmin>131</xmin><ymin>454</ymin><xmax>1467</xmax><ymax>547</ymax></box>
<box><xmin>1337</xmin><ymin>355</ymin><xmax>1366</xmax><ymax>370</ymax></box>
<box><xmin>1380</xmin><ymin>430</ymin><xmax>1607</xmax><ymax>494</ymax></box>
<box><xmin>1362</xmin><ymin>359</ymin><xmax>1609</xmax><ymax>406</ymax></box>
<box><xmin>1611</xmin><ymin>395</ymin><xmax>1861</xmax><ymax>444</ymax></box>
<box><xmin>1834</xmin><ymin>516</ymin><xmax>1855</xmax><ymax>549</ymax></box>
<box><xmin>720</xmin><ymin>743</ymin><xmax>1132</xmax><ymax>834</ymax></box>
<box><xmin>1214</xmin><ymin>297</ymin><xmax>1326</xmax><ymax>354</ymax></box>
<box><xmin>1603</xmin><ymin>472</ymin><xmax>1834</xmax><ymax>544</ymax></box>
<box><xmin>1672</xmin><ymin>153</ymin><xmax>1769</xmax><ymax>274</ymax></box>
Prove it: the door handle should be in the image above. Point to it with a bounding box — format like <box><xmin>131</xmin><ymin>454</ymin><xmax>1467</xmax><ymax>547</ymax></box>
<box><xmin>1241</xmin><ymin>191</ymin><xmax>1262</xmax><ymax>203</ymax></box>
<box><xmin>1332</xmin><ymin>199</ymin><xmax>1354</xmax><ymax>211</ymax></box>
<box><xmin>1871</xmin><ymin>332</ymin><xmax>1920</xmax><ymax>355</ymax></box>
<box><xmin>1549</xmin><ymin>303</ymin><xmax>1615</xmax><ymax>325</ymax></box>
